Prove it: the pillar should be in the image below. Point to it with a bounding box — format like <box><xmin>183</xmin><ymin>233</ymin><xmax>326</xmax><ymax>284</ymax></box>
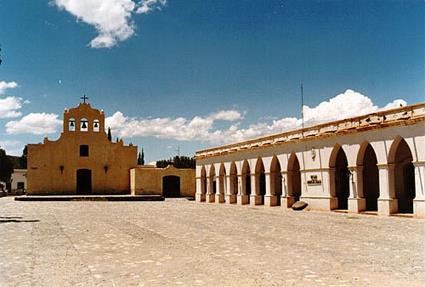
<box><xmin>206</xmin><ymin>177</ymin><xmax>215</xmax><ymax>203</ymax></box>
<box><xmin>225</xmin><ymin>175</ymin><xmax>236</xmax><ymax>204</ymax></box>
<box><xmin>264</xmin><ymin>172</ymin><xmax>278</xmax><ymax>206</ymax></box>
<box><xmin>238</xmin><ymin>174</ymin><xmax>249</xmax><ymax>205</ymax></box>
<box><xmin>215</xmin><ymin>176</ymin><xmax>224</xmax><ymax>203</ymax></box>
<box><xmin>250</xmin><ymin>173</ymin><xmax>262</xmax><ymax>205</ymax></box>
<box><xmin>377</xmin><ymin>164</ymin><xmax>397</xmax><ymax>215</ymax></box>
<box><xmin>327</xmin><ymin>167</ymin><xmax>338</xmax><ymax>210</ymax></box>
<box><xmin>195</xmin><ymin>177</ymin><xmax>205</xmax><ymax>202</ymax></box>
<box><xmin>280</xmin><ymin>171</ymin><xmax>292</xmax><ymax>208</ymax></box>
<box><xmin>413</xmin><ymin>162</ymin><xmax>425</xmax><ymax>218</ymax></box>
<box><xmin>347</xmin><ymin>166</ymin><xmax>365</xmax><ymax>213</ymax></box>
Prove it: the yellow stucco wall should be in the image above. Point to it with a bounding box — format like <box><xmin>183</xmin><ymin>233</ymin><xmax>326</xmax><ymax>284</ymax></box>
<box><xmin>130</xmin><ymin>165</ymin><xmax>195</xmax><ymax>197</ymax></box>
<box><xmin>27</xmin><ymin>103</ymin><xmax>137</xmax><ymax>195</ymax></box>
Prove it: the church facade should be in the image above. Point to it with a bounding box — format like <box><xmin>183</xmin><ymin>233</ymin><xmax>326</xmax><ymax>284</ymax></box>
<box><xmin>195</xmin><ymin>103</ymin><xmax>425</xmax><ymax>217</ymax></box>
<box><xmin>27</xmin><ymin>102</ymin><xmax>137</xmax><ymax>195</ymax></box>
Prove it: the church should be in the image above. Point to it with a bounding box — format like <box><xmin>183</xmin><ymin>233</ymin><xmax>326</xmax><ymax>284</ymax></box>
<box><xmin>27</xmin><ymin>99</ymin><xmax>137</xmax><ymax>195</ymax></box>
<box><xmin>26</xmin><ymin>98</ymin><xmax>196</xmax><ymax>197</ymax></box>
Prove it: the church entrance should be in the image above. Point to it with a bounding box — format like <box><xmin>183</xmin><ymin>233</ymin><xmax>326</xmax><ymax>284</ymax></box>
<box><xmin>162</xmin><ymin>176</ymin><xmax>180</xmax><ymax>197</ymax></box>
<box><xmin>76</xmin><ymin>169</ymin><xmax>92</xmax><ymax>194</ymax></box>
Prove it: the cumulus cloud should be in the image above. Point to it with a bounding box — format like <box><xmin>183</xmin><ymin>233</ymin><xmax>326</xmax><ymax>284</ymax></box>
<box><xmin>0</xmin><ymin>96</ymin><xmax>25</xmax><ymax>118</ymax></box>
<box><xmin>5</xmin><ymin>113</ymin><xmax>62</xmax><ymax>135</ymax></box>
<box><xmin>0</xmin><ymin>81</ymin><xmax>18</xmax><ymax>94</ymax></box>
<box><xmin>136</xmin><ymin>0</ymin><xmax>167</xmax><ymax>14</ymax></box>
<box><xmin>52</xmin><ymin>0</ymin><xmax>166</xmax><ymax>48</ymax></box>
<box><xmin>0</xmin><ymin>140</ymin><xmax>24</xmax><ymax>156</ymax></box>
<box><xmin>105</xmin><ymin>90</ymin><xmax>408</xmax><ymax>145</ymax></box>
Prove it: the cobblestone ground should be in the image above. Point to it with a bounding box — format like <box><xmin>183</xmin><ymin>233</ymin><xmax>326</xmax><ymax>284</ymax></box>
<box><xmin>0</xmin><ymin>196</ymin><xmax>424</xmax><ymax>287</ymax></box>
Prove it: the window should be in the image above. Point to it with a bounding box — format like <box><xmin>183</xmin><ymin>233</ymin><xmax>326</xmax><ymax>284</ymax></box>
<box><xmin>80</xmin><ymin>118</ymin><xmax>89</xmax><ymax>132</ymax></box>
<box><xmin>80</xmin><ymin>145</ymin><xmax>89</xmax><ymax>157</ymax></box>
<box><xmin>93</xmin><ymin>119</ymin><xmax>100</xmax><ymax>132</ymax></box>
<box><xmin>69</xmin><ymin>118</ymin><xmax>76</xmax><ymax>131</ymax></box>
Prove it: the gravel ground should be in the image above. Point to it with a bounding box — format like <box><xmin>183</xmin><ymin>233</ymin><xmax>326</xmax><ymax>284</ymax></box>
<box><xmin>0</xmin><ymin>196</ymin><xmax>424</xmax><ymax>287</ymax></box>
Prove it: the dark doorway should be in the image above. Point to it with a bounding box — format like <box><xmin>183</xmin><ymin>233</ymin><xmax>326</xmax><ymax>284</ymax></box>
<box><xmin>335</xmin><ymin>149</ymin><xmax>349</xmax><ymax>209</ymax></box>
<box><xmin>76</xmin><ymin>169</ymin><xmax>92</xmax><ymax>194</ymax></box>
<box><xmin>362</xmin><ymin>144</ymin><xmax>379</xmax><ymax>211</ymax></box>
<box><xmin>288</xmin><ymin>154</ymin><xmax>301</xmax><ymax>202</ymax></box>
<box><xmin>162</xmin><ymin>176</ymin><xmax>180</xmax><ymax>197</ymax></box>
<box><xmin>392</xmin><ymin>139</ymin><xmax>415</xmax><ymax>213</ymax></box>
<box><xmin>256</xmin><ymin>159</ymin><xmax>266</xmax><ymax>205</ymax></box>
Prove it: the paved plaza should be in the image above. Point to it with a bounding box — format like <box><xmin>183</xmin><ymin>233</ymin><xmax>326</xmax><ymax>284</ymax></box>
<box><xmin>0</xmin><ymin>197</ymin><xmax>424</xmax><ymax>287</ymax></box>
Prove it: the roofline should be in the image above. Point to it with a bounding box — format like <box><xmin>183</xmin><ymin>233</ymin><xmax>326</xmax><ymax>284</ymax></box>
<box><xmin>195</xmin><ymin>102</ymin><xmax>425</xmax><ymax>158</ymax></box>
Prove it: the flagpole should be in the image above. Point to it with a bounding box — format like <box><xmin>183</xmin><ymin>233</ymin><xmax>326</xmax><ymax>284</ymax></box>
<box><xmin>301</xmin><ymin>82</ymin><xmax>304</xmax><ymax>137</ymax></box>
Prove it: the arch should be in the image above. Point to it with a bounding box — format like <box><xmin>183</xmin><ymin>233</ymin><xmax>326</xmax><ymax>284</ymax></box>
<box><xmin>287</xmin><ymin>153</ymin><xmax>301</xmax><ymax>202</ymax></box>
<box><xmin>388</xmin><ymin>137</ymin><xmax>415</xmax><ymax>213</ymax></box>
<box><xmin>255</xmin><ymin>157</ymin><xmax>266</xmax><ymax>205</ymax></box>
<box><xmin>270</xmin><ymin>156</ymin><xmax>282</xmax><ymax>205</ymax></box>
<box><xmin>357</xmin><ymin>142</ymin><xmax>379</xmax><ymax>211</ymax></box>
<box><xmin>93</xmin><ymin>119</ymin><xmax>100</xmax><ymax>132</ymax></box>
<box><xmin>80</xmin><ymin>118</ymin><xmax>89</xmax><ymax>132</ymax></box>
<box><xmin>241</xmin><ymin>160</ymin><xmax>251</xmax><ymax>200</ymax></box>
<box><xmin>329</xmin><ymin>144</ymin><xmax>350</xmax><ymax>210</ymax></box>
<box><xmin>209</xmin><ymin>164</ymin><xmax>216</xmax><ymax>194</ymax></box>
<box><xmin>200</xmin><ymin>166</ymin><xmax>207</xmax><ymax>198</ymax></box>
<box><xmin>229</xmin><ymin>162</ymin><xmax>238</xmax><ymax>195</ymax></box>
<box><xmin>68</xmin><ymin>118</ymin><xmax>76</xmax><ymax>132</ymax></box>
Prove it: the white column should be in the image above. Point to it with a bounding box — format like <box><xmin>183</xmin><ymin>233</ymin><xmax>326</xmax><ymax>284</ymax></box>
<box><xmin>264</xmin><ymin>172</ymin><xmax>277</xmax><ymax>206</ymax></box>
<box><xmin>225</xmin><ymin>175</ymin><xmax>236</xmax><ymax>204</ymax></box>
<box><xmin>206</xmin><ymin>177</ymin><xmax>215</xmax><ymax>203</ymax></box>
<box><xmin>250</xmin><ymin>173</ymin><xmax>262</xmax><ymax>205</ymax></box>
<box><xmin>377</xmin><ymin>164</ymin><xmax>397</xmax><ymax>215</ymax></box>
<box><xmin>347</xmin><ymin>166</ymin><xmax>365</xmax><ymax>213</ymax></box>
<box><xmin>215</xmin><ymin>176</ymin><xmax>224</xmax><ymax>203</ymax></box>
<box><xmin>413</xmin><ymin>162</ymin><xmax>425</xmax><ymax>218</ymax></box>
<box><xmin>238</xmin><ymin>174</ymin><xmax>249</xmax><ymax>205</ymax></box>
<box><xmin>280</xmin><ymin>171</ymin><xmax>292</xmax><ymax>208</ymax></box>
<box><xmin>195</xmin><ymin>177</ymin><xmax>205</xmax><ymax>202</ymax></box>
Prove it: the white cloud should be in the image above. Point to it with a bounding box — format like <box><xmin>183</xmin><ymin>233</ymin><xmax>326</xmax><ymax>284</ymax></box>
<box><xmin>136</xmin><ymin>0</ymin><xmax>166</xmax><ymax>14</ymax></box>
<box><xmin>52</xmin><ymin>0</ymin><xmax>166</xmax><ymax>48</ymax></box>
<box><xmin>5</xmin><ymin>113</ymin><xmax>62</xmax><ymax>135</ymax></box>
<box><xmin>381</xmin><ymin>99</ymin><xmax>407</xmax><ymax>110</ymax></box>
<box><xmin>0</xmin><ymin>81</ymin><xmax>18</xmax><ymax>94</ymax></box>
<box><xmin>105</xmin><ymin>90</ymin><xmax>408</xmax><ymax>145</ymax></box>
<box><xmin>209</xmin><ymin>110</ymin><xmax>243</xmax><ymax>121</ymax></box>
<box><xmin>0</xmin><ymin>140</ymin><xmax>24</xmax><ymax>156</ymax></box>
<box><xmin>0</xmin><ymin>96</ymin><xmax>25</xmax><ymax>119</ymax></box>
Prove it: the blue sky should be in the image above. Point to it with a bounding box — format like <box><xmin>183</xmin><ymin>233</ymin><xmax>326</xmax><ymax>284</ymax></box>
<box><xmin>0</xmin><ymin>0</ymin><xmax>423</xmax><ymax>162</ymax></box>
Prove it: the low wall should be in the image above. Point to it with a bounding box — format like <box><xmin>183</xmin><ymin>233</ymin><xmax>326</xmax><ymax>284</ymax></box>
<box><xmin>130</xmin><ymin>165</ymin><xmax>195</xmax><ymax>197</ymax></box>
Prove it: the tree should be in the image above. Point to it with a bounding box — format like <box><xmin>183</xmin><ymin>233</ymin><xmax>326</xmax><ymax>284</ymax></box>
<box><xmin>107</xmin><ymin>127</ymin><xmax>112</xmax><ymax>141</ymax></box>
<box><xmin>137</xmin><ymin>149</ymin><xmax>145</xmax><ymax>165</ymax></box>
<box><xmin>156</xmin><ymin>155</ymin><xmax>195</xmax><ymax>169</ymax></box>
<box><xmin>0</xmin><ymin>148</ymin><xmax>13</xmax><ymax>184</ymax></box>
<box><xmin>19</xmin><ymin>145</ymin><xmax>28</xmax><ymax>169</ymax></box>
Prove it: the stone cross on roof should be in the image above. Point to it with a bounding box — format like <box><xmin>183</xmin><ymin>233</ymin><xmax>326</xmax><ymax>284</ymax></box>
<box><xmin>80</xmin><ymin>94</ymin><xmax>89</xmax><ymax>104</ymax></box>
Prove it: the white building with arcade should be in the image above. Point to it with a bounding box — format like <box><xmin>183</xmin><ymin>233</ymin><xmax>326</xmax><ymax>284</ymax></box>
<box><xmin>195</xmin><ymin>103</ymin><xmax>425</xmax><ymax>217</ymax></box>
